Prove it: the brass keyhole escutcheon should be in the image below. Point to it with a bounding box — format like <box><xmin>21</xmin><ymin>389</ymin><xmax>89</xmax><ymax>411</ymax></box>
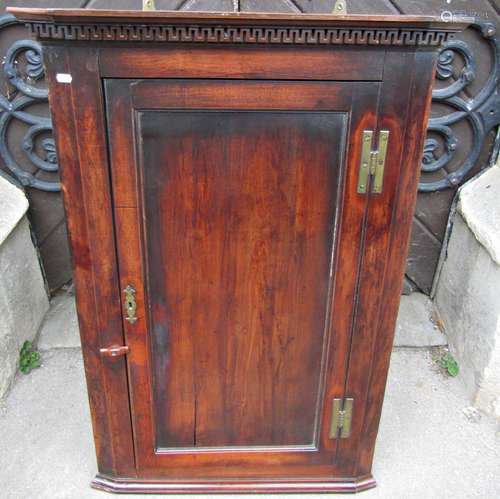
<box><xmin>124</xmin><ymin>285</ymin><xmax>137</xmax><ymax>324</ymax></box>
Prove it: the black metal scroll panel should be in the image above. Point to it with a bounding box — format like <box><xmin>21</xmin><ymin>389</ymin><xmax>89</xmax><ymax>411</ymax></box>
<box><xmin>0</xmin><ymin>12</ymin><xmax>498</xmax><ymax>194</ymax></box>
<box><xmin>0</xmin><ymin>13</ymin><xmax>59</xmax><ymax>192</ymax></box>
<box><xmin>420</xmin><ymin>21</ymin><xmax>500</xmax><ymax>192</ymax></box>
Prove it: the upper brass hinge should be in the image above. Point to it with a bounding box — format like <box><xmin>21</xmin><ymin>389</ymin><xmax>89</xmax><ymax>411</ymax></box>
<box><xmin>329</xmin><ymin>398</ymin><xmax>354</xmax><ymax>439</ymax></box>
<box><xmin>357</xmin><ymin>130</ymin><xmax>390</xmax><ymax>195</ymax></box>
<box><xmin>143</xmin><ymin>0</ymin><xmax>156</xmax><ymax>11</ymax></box>
<box><xmin>332</xmin><ymin>0</ymin><xmax>347</xmax><ymax>15</ymax></box>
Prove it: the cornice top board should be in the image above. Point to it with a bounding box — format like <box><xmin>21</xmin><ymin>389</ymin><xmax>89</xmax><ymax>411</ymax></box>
<box><xmin>8</xmin><ymin>8</ymin><xmax>471</xmax><ymax>47</ymax></box>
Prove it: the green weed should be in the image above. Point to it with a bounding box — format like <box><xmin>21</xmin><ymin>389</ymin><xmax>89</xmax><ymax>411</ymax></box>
<box><xmin>19</xmin><ymin>341</ymin><xmax>40</xmax><ymax>374</ymax></box>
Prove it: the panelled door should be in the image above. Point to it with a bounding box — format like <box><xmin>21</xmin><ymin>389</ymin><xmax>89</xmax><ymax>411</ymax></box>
<box><xmin>105</xmin><ymin>78</ymin><xmax>382</xmax><ymax>479</ymax></box>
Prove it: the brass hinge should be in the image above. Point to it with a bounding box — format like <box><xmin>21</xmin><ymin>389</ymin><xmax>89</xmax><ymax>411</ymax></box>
<box><xmin>357</xmin><ymin>130</ymin><xmax>390</xmax><ymax>195</ymax></box>
<box><xmin>332</xmin><ymin>0</ymin><xmax>347</xmax><ymax>15</ymax></box>
<box><xmin>143</xmin><ymin>0</ymin><xmax>156</xmax><ymax>11</ymax></box>
<box><xmin>329</xmin><ymin>398</ymin><xmax>354</xmax><ymax>439</ymax></box>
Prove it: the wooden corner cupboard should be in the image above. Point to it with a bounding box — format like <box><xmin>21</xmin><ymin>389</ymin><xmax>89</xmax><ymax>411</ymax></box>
<box><xmin>10</xmin><ymin>7</ymin><xmax>467</xmax><ymax>494</ymax></box>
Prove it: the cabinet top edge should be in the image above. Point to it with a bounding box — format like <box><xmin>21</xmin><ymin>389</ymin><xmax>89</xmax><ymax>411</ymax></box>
<box><xmin>7</xmin><ymin>8</ymin><xmax>471</xmax><ymax>31</ymax></box>
<box><xmin>8</xmin><ymin>8</ymin><xmax>471</xmax><ymax>48</ymax></box>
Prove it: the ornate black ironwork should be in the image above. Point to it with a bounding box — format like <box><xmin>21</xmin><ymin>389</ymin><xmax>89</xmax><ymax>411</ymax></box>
<box><xmin>420</xmin><ymin>20</ymin><xmax>500</xmax><ymax>192</ymax></box>
<box><xmin>0</xmin><ymin>13</ymin><xmax>498</xmax><ymax>193</ymax></box>
<box><xmin>0</xmin><ymin>13</ymin><xmax>59</xmax><ymax>191</ymax></box>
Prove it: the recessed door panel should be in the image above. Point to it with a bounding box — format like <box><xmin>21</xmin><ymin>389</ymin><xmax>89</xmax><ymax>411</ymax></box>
<box><xmin>139</xmin><ymin>110</ymin><xmax>345</xmax><ymax>449</ymax></box>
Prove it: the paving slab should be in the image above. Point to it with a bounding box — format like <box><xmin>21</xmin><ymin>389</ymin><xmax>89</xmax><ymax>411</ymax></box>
<box><xmin>394</xmin><ymin>293</ymin><xmax>447</xmax><ymax>347</ymax></box>
<box><xmin>37</xmin><ymin>291</ymin><xmax>80</xmax><ymax>350</ymax></box>
<box><xmin>0</xmin><ymin>348</ymin><xmax>498</xmax><ymax>499</ymax></box>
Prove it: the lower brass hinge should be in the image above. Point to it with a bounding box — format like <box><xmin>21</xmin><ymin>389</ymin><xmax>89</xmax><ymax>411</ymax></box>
<box><xmin>329</xmin><ymin>398</ymin><xmax>354</xmax><ymax>439</ymax></box>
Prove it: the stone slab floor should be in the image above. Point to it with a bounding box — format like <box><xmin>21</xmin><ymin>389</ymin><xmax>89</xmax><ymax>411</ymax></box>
<box><xmin>0</xmin><ymin>294</ymin><xmax>499</xmax><ymax>499</ymax></box>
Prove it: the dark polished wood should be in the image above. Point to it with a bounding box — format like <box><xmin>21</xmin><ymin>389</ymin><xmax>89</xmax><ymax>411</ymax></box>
<box><xmin>9</xmin><ymin>7</ymin><xmax>467</xmax><ymax>494</ymax></box>
<box><xmin>7</xmin><ymin>8</ymin><xmax>468</xmax><ymax>28</ymax></box>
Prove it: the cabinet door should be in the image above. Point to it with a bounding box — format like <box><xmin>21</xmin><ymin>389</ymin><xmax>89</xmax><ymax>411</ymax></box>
<box><xmin>105</xmin><ymin>79</ymin><xmax>381</xmax><ymax>479</ymax></box>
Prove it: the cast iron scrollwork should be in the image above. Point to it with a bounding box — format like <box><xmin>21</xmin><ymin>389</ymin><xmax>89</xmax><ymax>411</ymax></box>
<box><xmin>0</xmin><ymin>14</ymin><xmax>498</xmax><ymax>193</ymax></box>
<box><xmin>0</xmin><ymin>13</ymin><xmax>59</xmax><ymax>191</ymax></box>
<box><xmin>420</xmin><ymin>20</ymin><xmax>500</xmax><ymax>192</ymax></box>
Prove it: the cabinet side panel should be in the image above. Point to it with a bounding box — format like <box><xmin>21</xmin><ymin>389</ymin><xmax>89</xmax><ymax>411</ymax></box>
<box><xmin>356</xmin><ymin>50</ymin><xmax>438</xmax><ymax>476</ymax></box>
<box><xmin>334</xmin><ymin>50</ymin><xmax>416</xmax><ymax>474</ymax></box>
<box><xmin>43</xmin><ymin>46</ymin><xmax>135</xmax><ymax>477</ymax></box>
